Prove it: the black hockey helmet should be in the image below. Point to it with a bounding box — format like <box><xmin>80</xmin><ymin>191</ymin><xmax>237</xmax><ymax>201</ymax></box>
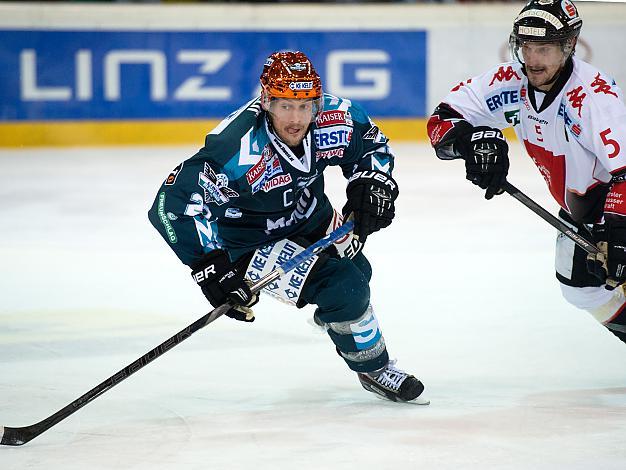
<box><xmin>510</xmin><ymin>0</ymin><xmax>582</xmax><ymax>62</ymax></box>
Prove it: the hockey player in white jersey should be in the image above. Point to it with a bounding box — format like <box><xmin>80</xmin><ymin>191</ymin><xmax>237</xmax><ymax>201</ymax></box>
<box><xmin>428</xmin><ymin>0</ymin><xmax>626</xmax><ymax>343</ymax></box>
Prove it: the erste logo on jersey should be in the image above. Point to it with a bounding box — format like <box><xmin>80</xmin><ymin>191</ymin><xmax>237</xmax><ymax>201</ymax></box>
<box><xmin>489</xmin><ymin>66</ymin><xmax>521</xmax><ymax>87</ymax></box>
<box><xmin>314</xmin><ymin>109</ymin><xmax>353</xmax><ymax>154</ymax></box>
<box><xmin>485</xmin><ymin>87</ymin><xmax>520</xmax><ymax>112</ymax></box>
<box><xmin>314</xmin><ymin>127</ymin><xmax>352</xmax><ymax>150</ymax></box>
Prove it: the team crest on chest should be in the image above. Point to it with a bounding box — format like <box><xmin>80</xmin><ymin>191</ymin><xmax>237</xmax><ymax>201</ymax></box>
<box><xmin>198</xmin><ymin>162</ymin><xmax>239</xmax><ymax>205</ymax></box>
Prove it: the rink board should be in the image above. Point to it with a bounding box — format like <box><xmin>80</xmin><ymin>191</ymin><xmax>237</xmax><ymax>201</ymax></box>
<box><xmin>0</xmin><ymin>27</ymin><xmax>426</xmax><ymax>146</ymax></box>
<box><xmin>1</xmin><ymin>2</ymin><xmax>625</xmax><ymax>146</ymax></box>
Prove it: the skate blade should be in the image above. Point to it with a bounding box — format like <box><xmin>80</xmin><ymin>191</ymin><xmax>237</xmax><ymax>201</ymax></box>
<box><xmin>409</xmin><ymin>396</ymin><xmax>430</xmax><ymax>405</ymax></box>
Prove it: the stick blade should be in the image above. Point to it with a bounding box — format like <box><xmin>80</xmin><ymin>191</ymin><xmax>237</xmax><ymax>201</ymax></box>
<box><xmin>1</xmin><ymin>425</ymin><xmax>35</xmax><ymax>446</ymax></box>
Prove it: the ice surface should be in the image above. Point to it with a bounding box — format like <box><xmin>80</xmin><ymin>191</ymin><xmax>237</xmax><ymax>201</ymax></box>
<box><xmin>1</xmin><ymin>143</ymin><xmax>625</xmax><ymax>469</ymax></box>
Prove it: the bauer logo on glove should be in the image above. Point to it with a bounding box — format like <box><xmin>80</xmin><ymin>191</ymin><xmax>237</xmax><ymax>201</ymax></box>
<box><xmin>342</xmin><ymin>170</ymin><xmax>399</xmax><ymax>243</ymax></box>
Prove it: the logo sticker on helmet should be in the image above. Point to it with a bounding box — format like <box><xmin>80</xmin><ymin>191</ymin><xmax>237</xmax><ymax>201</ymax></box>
<box><xmin>562</xmin><ymin>0</ymin><xmax>577</xmax><ymax>19</ymax></box>
<box><xmin>289</xmin><ymin>62</ymin><xmax>307</xmax><ymax>72</ymax></box>
<box><xmin>519</xmin><ymin>25</ymin><xmax>546</xmax><ymax>37</ymax></box>
<box><xmin>289</xmin><ymin>81</ymin><xmax>313</xmax><ymax>91</ymax></box>
<box><xmin>516</xmin><ymin>10</ymin><xmax>564</xmax><ymax>30</ymax></box>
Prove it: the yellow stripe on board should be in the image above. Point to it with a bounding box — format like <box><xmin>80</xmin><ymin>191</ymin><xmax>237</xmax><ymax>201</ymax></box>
<box><xmin>0</xmin><ymin>120</ymin><xmax>221</xmax><ymax>148</ymax></box>
<box><xmin>0</xmin><ymin>118</ymin><xmax>516</xmax><ymax>147</ymax></box>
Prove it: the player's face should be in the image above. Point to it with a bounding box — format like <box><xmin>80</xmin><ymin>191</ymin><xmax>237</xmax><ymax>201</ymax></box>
<box><xmin>521</xmin><ymin>41</ymin><xmax>566</xmax><ymax>91</ymax></box>
<box><xmin>268</xmin><ymin>98</ymin><xmax>316</xmax><ymax>147</ymax></box>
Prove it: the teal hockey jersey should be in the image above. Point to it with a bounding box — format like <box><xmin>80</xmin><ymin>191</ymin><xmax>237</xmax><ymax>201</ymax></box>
<box><xmin>148</xmin><ymin>94</ymin><xmax>396</xmax><ymax>266</ymax></box>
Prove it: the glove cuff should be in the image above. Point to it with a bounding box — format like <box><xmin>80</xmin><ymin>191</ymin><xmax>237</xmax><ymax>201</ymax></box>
<box><xmin>190</xmin><ymin>250</ymin><xmax>230</xmax><ymax>287</ymax></box>
<box><xmin>455</xmin><ymin>126</ymin><xmax>508</xmax><ymax>160</ymax></box>
<box><xmin>346</xmin><ymin>170</ymin><xmax>399</xmax><ymax>201</ymax></box>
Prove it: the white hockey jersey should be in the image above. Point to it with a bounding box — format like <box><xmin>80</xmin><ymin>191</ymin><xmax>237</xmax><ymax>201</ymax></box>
<box><xmin>432</xmin><ymin>58</ymin><xmax>626</xmax><ymax>220</ymax></box>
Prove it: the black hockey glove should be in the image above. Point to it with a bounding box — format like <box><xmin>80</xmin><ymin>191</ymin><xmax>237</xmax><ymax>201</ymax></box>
<box><xmin>454</xmin><ymin>126</ymin><xmax>510</xmax><ymax>200</ymax></box>
<box><xmin>191</xmin><ymin>250</ymin><xmax>259</xmax><ymax>322</ymax></box>
<box><xmin>342</xmin><ymin>170</ymin><xmax>399</xmax><ymax>243</ymax></box>
<box><xmin>587</xmin><ymin>221</ymin><xmax>626</xmax><ymax>290</ymax></box>
<box><xmin>586</xmin><ymin>224</ymin><xmax>608</xmax><ymax>284</ymax></box>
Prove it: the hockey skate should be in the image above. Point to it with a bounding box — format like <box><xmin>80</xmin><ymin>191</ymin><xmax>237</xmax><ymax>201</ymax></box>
<box><xmin>358</xmin><ymin>360</ymin><xmax>429</xmax><ymax>405</ymax></box>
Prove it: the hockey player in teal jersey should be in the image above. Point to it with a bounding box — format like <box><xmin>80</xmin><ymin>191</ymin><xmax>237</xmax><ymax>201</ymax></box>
<box><xmin>148</xmin><ymin>51</ymin><xmax>427</xmax><ymax>403</ymax></box>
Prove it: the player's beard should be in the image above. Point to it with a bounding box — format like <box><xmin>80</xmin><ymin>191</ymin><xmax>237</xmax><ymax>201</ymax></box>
<box><xmin>528</xmin><ymin>73</ymin><xmax>549</xmax><ymax>90</ymax></box>
<box><xmin>525</xmin><ymin>61</ymin><xmax>564</xmax><ymax>91</ymax></box>
<box><xmin>276</xmin><ymin>124</ymin><xmax>307</xmax><ymax>147</ymax></box>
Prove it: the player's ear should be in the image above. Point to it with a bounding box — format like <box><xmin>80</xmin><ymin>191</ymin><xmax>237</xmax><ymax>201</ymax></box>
<box><xmin>260</xmin><ymin>89</ymin><xmax>271</xmax><ymax>112</ymax></box>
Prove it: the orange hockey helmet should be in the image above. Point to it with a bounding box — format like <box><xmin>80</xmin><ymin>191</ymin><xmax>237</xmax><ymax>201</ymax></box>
<box><xmin>260</xmin><ymin>51</ymin><xmax>323</xmax><ymax>100</ymax></box>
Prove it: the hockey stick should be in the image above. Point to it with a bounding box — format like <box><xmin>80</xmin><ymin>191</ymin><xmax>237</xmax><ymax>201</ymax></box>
<box><xmin>0</xmin><ymin>220</ymin><xmax>354</xmax><ymax>447</ymax></box>
<box><xmin>503</xmin><ymin>182</ymin><xmax>626</xmax><ymax>290</ymax></box>
<box><xmin>502</xmin><ymin>181</ymin><xmax>600</xmax><ymax>255</ymax></box>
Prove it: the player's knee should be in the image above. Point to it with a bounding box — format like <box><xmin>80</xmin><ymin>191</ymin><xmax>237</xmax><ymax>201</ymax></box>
<box><xmin>332</xmin><ymin>258</ymin><xmax>371</xmax><ymax>317</ymax></box>
<box><xmin>310</xmin><ymin>257</ymin><xmax>370</xmax><ymax>324</ymax></box>
<box><xmin>350</xmin><ymin>251</ymin><xmax>372</xmax><ymax>282</ymax></box>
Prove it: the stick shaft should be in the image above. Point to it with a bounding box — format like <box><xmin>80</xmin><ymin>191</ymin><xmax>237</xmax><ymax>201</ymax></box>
<box><xmin>502</xmin><ymin>181</ymin><xmax>600</xmax><ymax>255</ymax></box>
<box><xmin>1</xmin><ymin>221</ymin><xmax>353</xmax><ymax>446</ymax></box>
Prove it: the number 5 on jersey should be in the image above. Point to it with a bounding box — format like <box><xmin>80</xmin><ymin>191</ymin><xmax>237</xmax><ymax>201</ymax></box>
<box><xmin>601</xmin><ymin>128</ymin><xmax>621</xmax><ymax>159</ymax></box>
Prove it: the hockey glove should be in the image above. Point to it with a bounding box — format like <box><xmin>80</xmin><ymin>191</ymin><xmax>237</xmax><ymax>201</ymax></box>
<box><xmin>342</xmin><ymin>170</ymin><xmax>399</xmax><ymax>243</ymax></box>
<box><xmin>191</xmin><ymin>250</ymin><xmax>259</xmax><ymax>322</ymax></box>
<box><xmin>586</xmin><ymin>224</ymin><xmax>608</xmax><ymax>284</ymax></box>
<box><xmin>587</xmin><ymin>221</ymin><xmax>626</xmax><ymax>290</ymax></box>
<box><xmin>455</xmin><ymin>126</ymin><xmax>509</xmax><ymax>200</ymax></box>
